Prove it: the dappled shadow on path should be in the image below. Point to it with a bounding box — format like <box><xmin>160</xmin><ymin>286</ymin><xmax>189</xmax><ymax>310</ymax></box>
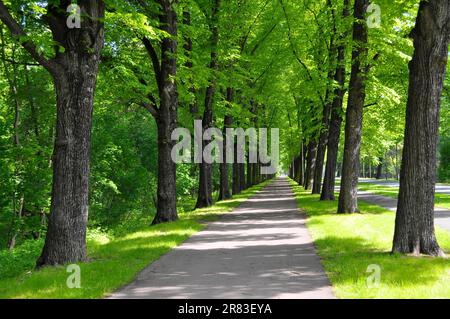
<box><xmin>110</xmin><ymin>243</ymin><xmax>332</xmax><ymax>299</ymax></box>
<box><xmin>108</xmin><ymin>178</ymin><xmax>334</xmax><ymax>299</ymax></box>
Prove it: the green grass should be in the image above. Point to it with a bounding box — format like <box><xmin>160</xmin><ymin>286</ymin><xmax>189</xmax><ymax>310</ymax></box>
<box><xmin>288</xmin><ymin>178</ymin><xmax>450</xmax><ymax>299</ymax></box>
<box><xmin>0</xmin><ymin>180</ymin><xmax>271</xmax><ymax>299</ymax></box>
<box><xmin>358</xmin><ymin>182</ymin><xmax>450</xmax><ymax>210</ymax></box>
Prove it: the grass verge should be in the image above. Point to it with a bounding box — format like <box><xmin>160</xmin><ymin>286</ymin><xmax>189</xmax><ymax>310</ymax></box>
<box><xmin>0</xmin><ymin>179</ymin><xmax>271</xmax><ymax>299</ymax></box>
<box><xmin>288</xmin><ymin>178</ymin><xmax>450</xmax><ymax>298</ymax></box>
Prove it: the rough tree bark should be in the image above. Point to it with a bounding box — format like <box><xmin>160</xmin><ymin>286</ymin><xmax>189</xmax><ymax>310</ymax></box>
<box><xmin>138</xmin><ymin>1</ymin><xmax>180</xmax><ymax>225</ymax></box>
<box><xmin>183</xmin><ymin>10</ymin><xmax>199</xmax><ymax>117</ymax></box>
<box><xmin>304</xmin><ymin>140</ymin><xmax>317</xmax><ymax>190</ymax></box>
<box><xmin>196</xmin><ymin>0</ymin><xmax>221</xmax><ymax>208</ymax></box>
<box><xmin>218</xmin><ymin>87</ymin><xmax>233</xmax><ymax>201</ymax></box>
<box><xmin>301</xmin><ymin>140</ymin><xmax>307</xmax><ymax>184</ymax></box>
<box><xmin>337</xmin><ymin>0</ymin><xmax>372</xmax><ymax>214</ymax></box>
<box><xmin>392</xmin><ymin>0</ymin><xmax>449</xmax><ymax>257</ymax></box>
<box><xmin>312</xmin><ymin>0</ymin><xmax>336</xmax><ymax>195</ymax></box>
<box><xmin>232</xmin><ymin>145</ymin><xmax>241</xmax><ymax>195</ymax></box>
<box><xmin>239</xmin><ymin>161</ymin><xmax>246</xmax><ymax>191</ymax></box>
<box><xmin>247</xmin><ymin>153</ymin><xmax>253</xmax><ymax>187</ymax></box>
<box><xmin>312</xmin><ymin>103</ymin><xmax>332</xmax><ymax>194</ymax></box>
<box><xmin>182</xmin><ymin>9</ymin><xmax>201</xmax><ymax>205</ymax></box>
<box><xmin>375</xmin><ymin>156</ymin><xmax>383</xmax><ymax>179</ymax></box>
<box><xmin>293</xmin><ymin>155</ymin><xmax>302</xmax><ymax>184</ymax></box>
<box><xmin>246</xmin><ymin>101</ymin><xmax>258</xmax><ymax>188</ymax></box>
<box><xmin>0</xmin><ymin>1</ymin><xmax>106</xmax><ymax>266</ymax></box>
<box><xmin>252</xmin><ymin>161</ymin><xmax>258</xmax><ymax>185</ymax></box>
<box><xmin>289</xmin><ymin>161</ymin><xmax>294</xmax><ymax>179</ymax></box>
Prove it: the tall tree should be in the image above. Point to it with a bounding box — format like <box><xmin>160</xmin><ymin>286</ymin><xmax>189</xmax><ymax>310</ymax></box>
<box><xmin>304</xmin><ymin>139</ymin><xmax>317</xmax><ymax>190</ymax></box>
<box><xmin>337</xmin><ymin>0</ymin><xmax>374</xmax><ymax>213</ymax></box>
<box><xmin>0</xmin><ymin>0</ymin><xmax>105</xmax><ymax>266</ymax></box>
<box><xmin>320</xmin><ymin>0</ymin><xmax>350</xmax><ymax>201</ymax></box>
<box><xmin>232</xmin><ymin>141</ymin><xmax>241</xmax><ymax>195</ymax></box>
<box><xmin>196</xmin><ymin>0</ymin><xmax>221</xmax><ymax>208</ymax></box>
<box><xmin>239</xmin><ymin>160</ymin><xmax>246</xmax><ymax>191</ymax></box>
<box><xmin>183</xmin><ymin>10</ymin><xmax>199</xmax><ymax>117</ymax></box>
<box><xmin>293</xmin><ymin>154</ymin><xmax>303</xmax><ymax>184</ymax></box>
<box><xmin>392</xmin><ymin>0</ymin><xmax>449</xmax><ymax>257</ymax></box>
<box><xmin>375</xmin><ymin>156</ymin><xmax>383</xmax><ymax>179</ymax></box>
<box><xmin>312</xmin><ymin>0</ymin><xmax>337</xmax><ymax>195</ymax></box>
<box><xmin>148</xmin><ymin>0</ymin><xmax>180</xmax><ymax>224</ymax></box>
<box><xmin>218</xmin><ymin>87</ymin><xmax>233</xmax><ymax>201</ymax></box>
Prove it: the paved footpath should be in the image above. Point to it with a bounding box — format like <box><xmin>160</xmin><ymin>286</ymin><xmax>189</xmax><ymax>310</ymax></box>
<box><xmin>108</xmin><ymin>177</ymin><xmax>334</xmax><ymax>299</ymax></box>
<box><xmin>357</xmin><ymin>191</ymin><xmax>450</xmax><ymax>233</ymax></box>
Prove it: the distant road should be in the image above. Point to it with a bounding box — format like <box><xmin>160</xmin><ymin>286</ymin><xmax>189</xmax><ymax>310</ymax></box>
<box><xmin>359</xmin><ymin>179</ymin><xmax>450</xmax><ymax>195</ymax></box>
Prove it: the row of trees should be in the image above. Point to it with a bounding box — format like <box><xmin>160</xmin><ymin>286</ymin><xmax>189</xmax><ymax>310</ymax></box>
<box><xmin>0</xmin><ymin>0</ymin><xmax>448</xmax><ymax>270</ymax></box>
<box><xmin>0</xmin><ymin>0</ymin><xmax>279</xmax><ymax>267</ymax></box>
<box><xmin>288</xmin><ymin>0</ymin><xmax>449</xmax><ymax>256</ymax></box>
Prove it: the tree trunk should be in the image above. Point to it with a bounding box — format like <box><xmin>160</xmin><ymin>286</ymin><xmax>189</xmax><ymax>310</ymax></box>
<box><xmin>302</xmin><ymin>140</ymin><xmax>307</xmax><ymax>184</ymax></box>
<box><xmin>248</xmin><ymin>101</ymin><xmax>258</xmax><ymax>188</ymax></box>
<box><xmin>293</xmin><ymin>155</ymin><xmax>301</xmax><ymax>183</ymax></box>
<box><xmin>247</xmin><ymin>152</ymin><xmax>253</xmax><ymax>188</ymax></box>
<box><xmin>182</xmin><ymin>10</ymin><xmax>199</xmax><ymax>118</ymax></box>
<box><xmin>239</xmin><ymin>162</ymin><xmax>246</xmax><ymax>191</ymax></box>
<box><xmin>313</xmin><ymin>4</ymin><xmax>336</xmax><ymax>194</ymax></box>
<box><xmin>394</xmin><ymin>143</ymin><xmax>400</xmax><ymax>180</ymax></box>
<box><xmin>38</xmin><ymin>54</ymin><xmax>102</xmax><ymax>265</ymax></box>
<box><xmin>218</xmin><ymin>88</ymin><xmax>233</xmax><ymax>201</ymax></box>
<box><xmin>392</xmin><ymin>0</ymin><xmax>449</xmax><ymax>257</ymax></box>
<box><xmin>375</xmin><ymin>157</ymin><xmax>383</xmax><ymax>179</ymax></box>
<box><xmin>14</xmin><ymin>2</ymin><xmax>105</xmax><ymax>266</ymax></box>
<box><xmin>196</xmin><ymin>145</ymin><xmax>213</xmax><ymax>208</ymax></box>
<box><xmin>289</xmin><ymin>161</ymin><xmax>294</xmax><ymax>179</ymax></box>
<box><xmin>313</xmin><ymin>107</ymin><xmax>330</xmax><ymax>194</ymax></box>
<box><xmin>297</xmin><ymin>143</ymin><xmax>305</xmax><ymax>185</ymax></box>
<box><xmin>321</xmin><ymin>108</ymin><xmax>342</xmax><ymax>200</ymax></box>
<box><xmin>257</xmin><ymin>162</ymin><xmax>262</xmax><ymax>183</ymax></box>
<box><xmin>313</xmin><ymin>133</ymin><xmax>327</xmax><ymax>194</ymax></box>
<box><xmin>252</xmin><ymin>162</ymin><xmax>258</xmax><ymax>185</ymax></box>
<box><xmin>321</xmin><ymin>0</ymin><xmax>350</xmax><ymax>201</ymax></box>
<box><xmin>232</xmin><ymin>159</ymin><xmax>240</xmax><ymax>195</ymax></box>
<box><xmin>150</xmin><ymin>1</ymin><xmax>179</xmax><ymax>224</ymax></box>
<box><xmin>304</xmin><ymin>140</ymin><xmax>317</xmax><ymax>190</ymax></box>
<box><xmin>219</xmin><ymin>152</ymin><xmax>231</xmax><ymax>200</ymax></box>
<box><xmin>153</xmin><ymin>113</ymin><xmax>178</xmax><ymax>224</ymax></box>
<box><xmin>195</xmin><ymin>0</ymin><xmax>221</xmax><ymax>209</ymax></box>
<box><xmin>337</xmin><ymin>0</ymin><xmax>370</xmax><ymax>214</ymax></box>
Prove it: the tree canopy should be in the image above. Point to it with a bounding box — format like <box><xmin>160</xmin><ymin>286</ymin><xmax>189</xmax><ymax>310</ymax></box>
<box><xmin>0</xmin><ymin>0</ymin><xmax>448</xmax><ymax>259</ymax></box>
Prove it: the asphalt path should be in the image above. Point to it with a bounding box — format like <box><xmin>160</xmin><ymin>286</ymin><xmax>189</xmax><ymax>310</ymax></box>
<box><xmin>108</xmin><ymin>177</ymin><xmax>334</xmax><ymax>299</ymax></box>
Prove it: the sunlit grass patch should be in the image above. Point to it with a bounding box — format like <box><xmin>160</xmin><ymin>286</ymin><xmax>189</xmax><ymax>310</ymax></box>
<box><xmin>289</xmin><ymin>178</ymin><xmax>450</xmax><ymax>299</ymax></box>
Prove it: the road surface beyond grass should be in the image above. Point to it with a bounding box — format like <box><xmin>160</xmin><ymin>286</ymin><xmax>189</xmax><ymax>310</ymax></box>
<box><xmin>0</xmin><ymin>180</ymin><xmax>270</xmax><ymax>299</ymax></box>
<box><xmin>358</xmin><ymin>183</ymin><xmax>450</xmax><ymax>210</ymax></box>
<box><xmin>289</xmin><ymin>179</ymin><xmax>450</xmax><ymax>298</ymax></box>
